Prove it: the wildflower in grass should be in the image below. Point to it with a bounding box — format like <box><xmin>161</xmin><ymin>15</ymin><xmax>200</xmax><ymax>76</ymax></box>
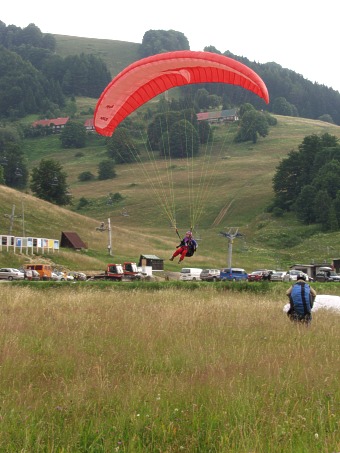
<box><xmin>115</xmin><ymin>440</ymin><xmax>123</xmax><ymax>451</ymax></box>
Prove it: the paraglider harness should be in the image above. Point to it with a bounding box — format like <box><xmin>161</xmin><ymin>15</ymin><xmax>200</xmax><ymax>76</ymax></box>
<box><xmin>175</xmin><ymin>229</ymin><xmax>196</xmax><ymax>258</ymax></box>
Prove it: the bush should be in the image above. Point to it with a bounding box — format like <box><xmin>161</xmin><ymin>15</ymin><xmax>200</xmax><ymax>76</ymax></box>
<box><xmin>77</xmin><ymin>197</ymin><xmax>90</xmax><ymax>209</ymax></box>
<box><xmin>78</xmin><ymin>171</ymin><xmax>95</xmax><ymax>182</ymax></box>
<box><xmin>110</xmin><ymin>192</ymin><xmax>123</xmax><ymax>203</ymax></box>
<box><xmin>98</xmin><ymin>160</ymin><xmax>116</xmax><ymax>180</ymax></box>
<box><xmin>273</xmin><ymin>207</ymin><xmax>284</xmax><ymax>217</ymax></box>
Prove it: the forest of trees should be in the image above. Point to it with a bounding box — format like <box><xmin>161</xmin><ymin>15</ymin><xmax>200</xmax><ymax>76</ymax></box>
<box><xmin>0</xmin><ymin>21</ymin><xmax>111</xmax><ymax>119</ymax></box>
<box><xmin>272</xmin><ymin>133</ymin><xmax>340</xmax><ymax>231</ymax></box>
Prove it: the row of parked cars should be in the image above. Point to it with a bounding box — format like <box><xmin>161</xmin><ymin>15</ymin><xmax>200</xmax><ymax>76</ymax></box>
<box><xmin>198</xmin><ymin>268</ymin><xmax>303</xmax><ymax>282</ymax></box>
<box><xmin>247</xmin><ymin>269</ymin><xmax>311</xmax><ymax>282</ymax></box>
<box><xmin>198</xmin><ymin>267</ymin><xmax>275</xmax><ymax>282</ymax></box>
<box><xmin>199</xmin><ymin>268</ymin><xmax>314</xmax><ymax>282</ymax></box>
<box><xmin>199</xmin><ymin>267</ymin><xmax>270</xmax><ymax>282</ymax></box>
<box><xmin>0</xmin><ymin>267</ymin><xmax>86</xmax><ymax>281</ymax></box>
<box><xmin>199</xmin><ymin>267</ymin><xmax>340</xmax><ymax>282</ymax></box>
<box><xmin>180</xmin><ymin>267</ymin><xmax>250</xmax><ymax>282</ymax></box>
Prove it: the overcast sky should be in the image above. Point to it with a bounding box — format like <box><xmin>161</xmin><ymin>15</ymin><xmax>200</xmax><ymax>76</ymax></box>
<box><xmin>2</xmin><ymin>0</ymin><xmax>340</xmax><ymax>92</ymax></box>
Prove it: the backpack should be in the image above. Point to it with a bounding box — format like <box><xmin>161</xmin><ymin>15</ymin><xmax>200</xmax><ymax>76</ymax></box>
<box><xmin>186</xmin><ymin>242</ymin><xmax>196</xmax><ymax>257</ymax></box>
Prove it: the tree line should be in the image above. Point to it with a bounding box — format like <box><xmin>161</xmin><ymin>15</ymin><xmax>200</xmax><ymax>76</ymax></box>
<box><xmin>139</xmin><ymin>31</ymin><xmax>340</xmax><ymax>125</ymax></box>
<box><xmin>271</xmin><ymin>133</ymin><xmax>340</xmax><ymax>231</ymax></box>
<box><xmin>1</xmin><ymin>23</ymin><xmax>340</xmax><ymax>125</ymax></box>
<box><xmin>0</xmin><ymin>21</ymin><xmax>111</xmax><ymax>119</ymax></box>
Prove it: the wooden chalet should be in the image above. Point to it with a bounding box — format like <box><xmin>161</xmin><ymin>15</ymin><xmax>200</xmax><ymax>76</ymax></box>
<box><xmin>32</xmin><ymin>117</ymin><xmax>96</xmax><ymax>133</ymax></box>
<box><xmin>196</xmin><ymin>108</ymin><xmax>239</xmax><ymax>123</ymax></box>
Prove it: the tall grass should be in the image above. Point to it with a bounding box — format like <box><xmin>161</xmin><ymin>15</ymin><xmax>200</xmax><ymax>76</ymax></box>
<box><xmin>0</xmin><ymin>284</ymin><xmax>338</xmax><ymax>452</ymax></box>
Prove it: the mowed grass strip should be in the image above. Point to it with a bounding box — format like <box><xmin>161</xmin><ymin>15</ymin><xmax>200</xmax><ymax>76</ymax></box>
<box><xmin>0</xmin><ymin>285</ymin><xmax>339</xmax><ymax>452</ymax></box>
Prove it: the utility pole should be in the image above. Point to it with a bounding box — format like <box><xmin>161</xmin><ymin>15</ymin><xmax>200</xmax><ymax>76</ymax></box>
<box><xmin>219</xmin><ymin>227</ymin><xmax>243</xmax><ymax>268</ymax></box>
<box><xmin>4</xmin><ymin>204</ymin><xmax>19</xmax><ymax>235</ymax></box>
<box><xmin>96</xmin><ymin>218</ymin><xmax>113</xmax><ymax>256</ymax></box>
<box><xmin>22</xmin><ymin>199</ymin><xmax>25</xmax><ymax>237</ymax></box>
<box><xmin>9</xmin><ymin>204</ymin><xmax>15</xmax><ymax>235</ymax></box>
<box><xmin>107</xmin><ymin>218</ymin><xmax>112</xmax><ymax>256</ymax></box>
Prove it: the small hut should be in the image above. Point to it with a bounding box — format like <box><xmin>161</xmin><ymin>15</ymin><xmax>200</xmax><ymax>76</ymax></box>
<box><xmin>138</xmin><ymin>254</ymin><xmax>164</xmax><ymax>271</ymax></box>
<box><xmin>60</xmin><ymin>232</ymin><xmax>87</xmax><ymax>251</ymax></box>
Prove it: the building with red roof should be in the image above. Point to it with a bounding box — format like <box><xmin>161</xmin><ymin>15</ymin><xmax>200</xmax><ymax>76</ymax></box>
<box><xmin>32</xmin><ymin>117</ymin><xmax>69</xmax><ymax>132</ymax></box>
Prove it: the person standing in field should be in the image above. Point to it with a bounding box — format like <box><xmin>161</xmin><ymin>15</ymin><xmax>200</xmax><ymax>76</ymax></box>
<box><xmin>286</xmin><ymin>273</ymin><xmax>316</xmax><ymax>324</ymax></box>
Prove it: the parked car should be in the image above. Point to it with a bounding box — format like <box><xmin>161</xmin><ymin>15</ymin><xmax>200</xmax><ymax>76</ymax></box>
<box><xmin>248</xmin><ymin>269</ymin><xmax>275</xmax><ymax>281</ymax></box>
<box><xmin>283</xmin><ymin>270</ymin><xmax>309</xmax><ymax>282</ymax></box>
<box><xmin>200</xmin><ymin>269</ymin><xmax>221</xmax><ymax>282</ymax></box>
<box><xmin>270</xmin><ymin>271</ymin><xmax>287</xmax><ymax>282</ymax></box>
<box><xmin>24</xmin><ymin>264</ymin><xmax>52</xmax><ymax>280</ymax></box>
<box><xmin>51</xmin><ymin>271</ymin><xmax>64</xmax><ymax>281</ymax></box>
<box><xmin>69</xmin><ymin>271</ymin><xmax>87</xmax><ymax>281</ymax></box>
<box><xmin>0</xmin><ymin>268</ymin><xmax>25</xmax><ymax>280</ymax></box>
<box><xmin>22</xmin><ymin>269</ymin><xmax>40</xmax><ymax>281</ymax></box>
<box><xmin>247</xmin><ymin>270</ymin><xmax>265</xmax><ymax>282</ymax></box>
<box><xmin>179</xmin><ymin>268</ymin><xmax>203</xmax><ymax>281</ymax></box>
<box><xmin>220</xmin><ymin>268</ymin><xmax>248</xmax><ymax>281</ymax></box>
<box><xmin>315</xmin><ymin>267</ymin><xmax>340</xmax><ymax>282</ymax></box>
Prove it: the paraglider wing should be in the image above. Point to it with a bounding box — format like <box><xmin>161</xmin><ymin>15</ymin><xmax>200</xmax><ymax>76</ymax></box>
<box><xmin>94</xmin><ymin>50</ymin><xmax>269</xmax><ymax>137</ymax></box>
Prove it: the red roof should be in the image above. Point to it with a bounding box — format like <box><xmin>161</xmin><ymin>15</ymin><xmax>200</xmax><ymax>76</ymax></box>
<box><xmin>197</xmin><ymin>112</ymin><xmax>210</xmax><ymax>120</ymax></box>
<box><xmin>32</xmin><ymin>117</ymin><xmax>69</xmax><ymax>127</ymax></box>
<box><xmin>197</xmin><ymin>109</ymin><xmax>238</xmax><ymax>121</ymax></box>
<box><xmin>84</xmin><ymin>118</ymin><xmax>94</xmax><ymax>127</ymax></box>
<box><xmin>60</xmin><ymin>232</ymin><xmax>87</xmax><ymax>250</ymax></box>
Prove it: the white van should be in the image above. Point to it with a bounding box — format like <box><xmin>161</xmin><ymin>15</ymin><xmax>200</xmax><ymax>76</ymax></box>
<box><xmin>180</xmin><ymin>268</ymin><xmax>203</xmax><ymax>281</ymax></box>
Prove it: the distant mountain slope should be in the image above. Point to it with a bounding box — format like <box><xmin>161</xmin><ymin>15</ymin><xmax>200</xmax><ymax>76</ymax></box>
<box><xmin>53</xmin><ymin>34</ymin><xmax>340</xmax><ymax>125</ymax></box>
<box><xmin>54</xmin><ymin>34</ymin><xmax>140</xmax><ymax>77</ymax></box>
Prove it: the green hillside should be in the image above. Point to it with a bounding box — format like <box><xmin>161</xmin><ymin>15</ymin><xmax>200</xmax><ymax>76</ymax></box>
<box><xmin>2</xmin><ymin>113</ymin><xmax>340</xmax><ymax>273</ymax></box>
<box><xmin>54</xmin><ymin>34</ymin><xmax>140</xmax><ymax>77</ymax></box>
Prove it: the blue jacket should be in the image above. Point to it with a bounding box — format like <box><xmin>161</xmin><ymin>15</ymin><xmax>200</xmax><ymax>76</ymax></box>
<box><xmin>290</xmin><ymin>282</ymin><xmax>313</xmax><ymax>316</ymax></box>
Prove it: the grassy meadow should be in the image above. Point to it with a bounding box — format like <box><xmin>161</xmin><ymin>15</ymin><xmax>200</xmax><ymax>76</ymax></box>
<box><xmin>0</xmin><ymin>282</ymin><xmax>339</xmax><ymax>452</ymax></box>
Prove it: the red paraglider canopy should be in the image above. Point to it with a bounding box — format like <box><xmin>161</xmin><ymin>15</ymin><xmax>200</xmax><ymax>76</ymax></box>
<box><xmin>94</xmin><ymin>50</ymin><xmax>269</xmax><ymax>137</ymax></box>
